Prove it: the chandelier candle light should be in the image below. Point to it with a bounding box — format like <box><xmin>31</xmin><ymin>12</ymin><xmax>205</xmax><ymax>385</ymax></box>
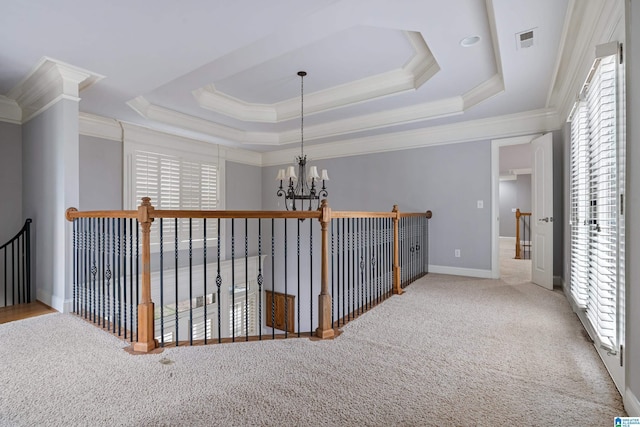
<box><xmin>276</xmin><ymin>71</ymin><xmax>329</xmax><ymax>211</ymax></box>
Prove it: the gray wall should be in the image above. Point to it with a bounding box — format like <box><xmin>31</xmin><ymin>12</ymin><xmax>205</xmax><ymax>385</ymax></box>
<box><xmin>79</xmin><ymin>135</ymin><xmax>122</xmax><ymax>210</ymax></box>
<box><xmin>626</xmin><ymin>0</ymin><xmax>640</xmax><ymax>411</ymax></box>
<box><xmin>263</xmin><ymin>140</ymin><xmax>493</xmax><ymax>271</ymax></box>
<box><xmin>0</xmin><ymin>121</ymin><xmax>22</xmax><ymax>243</ymax></box>
<box><xmin>225</xmin><ymin>161</ymin><xmax>262</xmax><ymax>210</ymax></box>
<box><xmin>499</xmin><ymin>175</ymin><xmax>531</xmax><ymax>237</ymax></box>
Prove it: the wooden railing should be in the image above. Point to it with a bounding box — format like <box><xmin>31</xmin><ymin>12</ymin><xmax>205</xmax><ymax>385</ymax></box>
<box><xmin>0</xmin><ymin>219</ymin><xmax>32</xmax><ymax>308</ymax></box>
<box><xmin>66</xmin><ymin>199</ymin><xmax>431</xmax><ymax>352</ymax></box>
<box><xmin>515</xmin><ymin>209</ymin><xmax>532</xmax><ymax>260</ymax></box>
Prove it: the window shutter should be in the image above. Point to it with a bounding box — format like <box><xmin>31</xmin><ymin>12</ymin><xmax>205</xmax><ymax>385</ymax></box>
<box><xmin>569</xmin><ymin>53</ymin><xmax>620</xmax><ymax>351</ymax></box>
<box><xmin>133</xmin><ymin>149</ymin><xmax>219</xmax><ymax>247</ymax></box>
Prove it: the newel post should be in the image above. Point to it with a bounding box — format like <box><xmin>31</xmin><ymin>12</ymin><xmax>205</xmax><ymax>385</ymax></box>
<box><xmin>133</xmin><ymin>197</ymin><xmax>157</xmax><ymax>352</ymax></box>
<box><xmin>392</xmin><ymin>205</ymin><xmax>403</xmax><ymax>295</ymax></box>
<box><xmin>316</xmin><ymin>199</ymin><xmax>335</xmax><ymax>339</ymax></box>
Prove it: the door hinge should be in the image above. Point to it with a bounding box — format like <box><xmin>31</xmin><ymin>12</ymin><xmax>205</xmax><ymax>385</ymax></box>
<box><xmin>620</xmin><ymin>344</ymin><xmax>624</xmax><ymax>366</ymax></box>
<box><xmin>621</xmin><ymin>194</ymin><xmax>624</xmax><ymax>215</ymax></box>
<box><xmin>620</xmin><ymin>43</ymin><xmax>624</xmax><ymax>64</ymax></box>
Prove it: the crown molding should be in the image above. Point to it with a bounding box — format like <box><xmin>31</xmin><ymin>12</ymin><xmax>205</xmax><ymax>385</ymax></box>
<box><xmin>262</xmin><ymin>108</ymin><xmax>561</xmax><ymax>166</ymax></box>
<box><xmin>194</xmin><ymin>31</ymin><xmax>438</xmax><ymax>123</ymax></box>
<box><xmin>462</xmin><ymin>73</ymin><xmax>504</xmax><ymax>109</ymax></box>
<box><xmin>128</xmin><ymin>96</ymin><xmax>279</xmax><ymax>145</ymax></box>
<box><xmin>79</xmin><ymin>112</ymin><xmax>121</xmax><ymax>141</ymax></box>
<box><xmin>132</xmin><ymin>72</ymin><xmax>503</xmax><ymax>147</ymax></box>
<box><xmin>0</xmin><ymin>95</ymin><xmax>21</xmax><ymax>124</ymax></box>
<box><xmin>6</xmin><ymin>57</ymin><xmax>104</xmax><ymax>123</ymax></box>
<box><xmin>547</xmin><ymin>0</ymin><xmax>623</xmax><ymax>122</ymax></box>
<box><xmin>119</xmin><ymin>121</ymin><xmax>262</xmax><ymax>166</ymax></box>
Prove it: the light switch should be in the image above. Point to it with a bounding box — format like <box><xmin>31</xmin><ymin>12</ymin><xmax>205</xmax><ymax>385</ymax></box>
<box><xmin>477</xmin><ymin>200</ymin><xmax>483</xmax><ymax>209</ymax></box>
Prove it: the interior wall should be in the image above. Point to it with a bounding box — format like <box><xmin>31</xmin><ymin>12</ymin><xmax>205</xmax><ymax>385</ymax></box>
<box><xmin>225</xmin><ymin>161</ymin><xmax>262</xmax><ymax>210</ymax></box>
<box><xmin>0</xmin><ymin>121</ymin><xmax>22</xmax><ymax>243</ymax></box>
<box><xmin>79</xmin><ymin>135</ymin><xmax>122</xmax><ymax>210</ymax></box>
<box><xmin>262</xmin><ymin>140</ymin><xmax>493</xmax><ymax>272</ymax></box>
<box><xmin>499</xmin><ymin>175</ymin><xmax>532</xmax><ymax>238</ymax></box>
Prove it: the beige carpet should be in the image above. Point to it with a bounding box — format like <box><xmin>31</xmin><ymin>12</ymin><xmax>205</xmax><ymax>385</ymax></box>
<box><xmin>500</xmin><ymin>236</ymin><xmax>531</xmax><ymax>285</ymax></box>
<box><xmin>0</xmin><ymin>274</ymin><xmax>625</xmax><ymax>426</ymax></box>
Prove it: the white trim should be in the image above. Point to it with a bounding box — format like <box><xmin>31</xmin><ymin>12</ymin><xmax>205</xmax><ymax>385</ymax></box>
<box><xmin>193</xmin><ymin>31</ymin><xmax>439</xmax><ymax>123</ymax></box>
<box><xmin>428</xmin><ymin>265</ymin><xmax>493</xmax><ymax>279</ymax></box>
<box><xmin>624</xmin><ymin>388</ymin><xmax>640</xmax><ymax>417</ymax></box>
<box><xmin>263</xmin><ymin>110</ymin><xmax>558</xmax><ymax>166</ymax></box>
<box><xmin>490</xmin><ymin>134</ymin><xmax>541</xmax><ymax>279</ymax></box>
<box><xmin>0</xmin><ymin>95</ymin><xmax>22</xmax><ymax>124</ymax></box>
<box><xmin>548</xmin><ymin>0</ymin><xmax>623</xmax><ymax>122</ymax></box>
<box><xmin>6</xmin><ymin>57</ymin><xmax>103</xmax><ymax>123</ymax></box>
<box><xmin>135</xmin><ymin>74</ymin><xmax>506</xmax><ymax>148</ymax></box>
<box><xmin>36</xmin><ymin>289</ymin><xmax>71</xmax><ymax>313</ymax></box>
<box><xmin>79</xmin><ymin>112</ymin><xmax>121</xmax><ymax>141</ymax></box>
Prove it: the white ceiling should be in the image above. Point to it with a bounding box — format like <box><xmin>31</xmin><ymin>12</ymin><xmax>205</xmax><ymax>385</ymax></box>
<box><xmin>0</xmin><ymin>0</ymin><xmax>571</xmax><ymax>152</ymax></box>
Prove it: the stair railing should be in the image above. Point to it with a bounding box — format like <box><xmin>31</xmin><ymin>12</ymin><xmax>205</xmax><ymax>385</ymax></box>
<box><xmin>0</xmin><ymin>219</ymin><xmax>32</xmax><ymax>307</ymax></box>
<box><xmin>515</xmin><ymin>209</ymin><xmax>532</xmax><ymax>260</ymax></box>
<box><xmin>65</xmin><ymin>199</ymin><xmax>431</xmax><ymax>352</ymax></box>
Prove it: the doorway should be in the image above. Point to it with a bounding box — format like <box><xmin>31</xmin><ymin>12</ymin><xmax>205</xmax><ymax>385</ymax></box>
<box><xmin>491</xmin><ymin>134</ymin><xmax>549</xmax><ymax>283</ymax></box>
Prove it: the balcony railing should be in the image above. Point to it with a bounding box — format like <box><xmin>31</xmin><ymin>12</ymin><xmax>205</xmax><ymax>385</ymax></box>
<box><xmin>66</xmin><ymin>199</ymin><xmax>431</xmax><ymax>352</ymax></box>
<box><xmin>0</xmin><ymin>219</ymin><xmax>32</xmax><ymax>308</ymax></box>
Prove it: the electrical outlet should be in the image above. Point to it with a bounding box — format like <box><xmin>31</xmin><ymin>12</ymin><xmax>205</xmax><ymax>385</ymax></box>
<box><xmin>455</xmin><ymin>249</ymin><xmax>461</xmax><ymax>258</ymax></box>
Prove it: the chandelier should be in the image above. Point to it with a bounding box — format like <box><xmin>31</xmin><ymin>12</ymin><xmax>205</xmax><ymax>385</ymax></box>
<box><xmin>276</xmin><ymin>71</ymin><xmax>329</xmax><ymax>211</ymax></box>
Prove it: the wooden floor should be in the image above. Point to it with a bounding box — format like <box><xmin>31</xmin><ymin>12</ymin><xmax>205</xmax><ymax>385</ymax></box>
<box><xmin>0</xmin><ymin>301</ymin><xmax>57</xmax><ymax>324</ymax></box>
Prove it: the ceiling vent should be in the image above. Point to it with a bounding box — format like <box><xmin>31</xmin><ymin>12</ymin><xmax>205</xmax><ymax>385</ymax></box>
<box><xmin>516</xmin><ymin>29</ymin><xmax>536</xmax><ymax>50</ymax></box>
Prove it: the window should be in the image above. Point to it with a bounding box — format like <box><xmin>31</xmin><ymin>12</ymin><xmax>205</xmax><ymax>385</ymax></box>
<box><xmin>124</xmin><ymin>131</ymin><xmax>224</xmax><ymax>249</ymax></box>
<box><xmin>569</xmin><ymin>45</ymin><xmax>624</xmax><ymax>352</ymax></box>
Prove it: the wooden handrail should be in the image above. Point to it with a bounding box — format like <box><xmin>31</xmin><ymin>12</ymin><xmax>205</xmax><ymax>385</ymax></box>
<box><xmin>514</xmin><ymin>209</ymin><xmax>532</xmax><ymax>260</ymax></box>
<box><xmin>65</xmin><ymin>199</ymin><xmax>432</xmax><ymax>351</ymax></box>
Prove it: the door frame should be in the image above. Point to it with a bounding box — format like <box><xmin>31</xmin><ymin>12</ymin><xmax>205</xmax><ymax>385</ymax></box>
<box><xmin>490</xmin><ymin>134</ymin><xmax>541</xmax><ymax>279</ymax></box>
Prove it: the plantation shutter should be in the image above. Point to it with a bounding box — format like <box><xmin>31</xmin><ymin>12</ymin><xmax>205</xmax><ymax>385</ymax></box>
<box><xmin>569</xmin><ymin>49</ymin><xmax>621</xmax><ymax>351</ymax></box>
<box><xmin>569</xmin><ymin>102</ymin><xmax>589</xmax><ymax>307</ymax></box>
<box><xmin>134</xmin><ymin>149</ymin><xmax>219</xmax><ymax>247</ymax></box>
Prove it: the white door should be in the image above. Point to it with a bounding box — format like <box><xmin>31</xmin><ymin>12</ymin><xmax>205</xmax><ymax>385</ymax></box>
<box><xmin>531</xmin><ymin>133</ymin><xmax>553</xmax><ymax>289</ymax></box>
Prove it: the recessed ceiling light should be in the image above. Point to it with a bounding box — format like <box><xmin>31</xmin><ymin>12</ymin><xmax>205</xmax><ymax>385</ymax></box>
<box><xmin>460</xmin><ymin>35</ymin><xmax>481</xmax><ymax>47</ymax></box>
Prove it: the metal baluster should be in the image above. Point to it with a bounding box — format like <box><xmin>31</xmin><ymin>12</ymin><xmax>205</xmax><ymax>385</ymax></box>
<box><xmin>174</xmin><ymin>218</ymin><xmax>179</xmax><ymax>346</ymax></box>
<box><xmin>203</xmin><ymin>218</ymin><xmax>207</xmax><ymax>345</ymax></box>
<box><xmin>136</xmin><ymin>220</ymin><xmax>140</xmax><ymax>341</ymax></box>
<box><xmin>271</xmin><ymin>218</ymin><xmax>275</xmax><ymax>340</ymax></box>
<box><xmin>284</xmin><ymin>219</ymin><xmax>288</xmax><ymax>338</ymax></box>
<box><xmin>129</xmin><ymin>218</ymin><xmax>135</xmax><ymax>341</ymax></box>
<box><xmin>11</xmin><ymin>241</ymin><xmax>15</xmax><ymax>305</ymax></box>
<box><xmin>231</xmin><ymin>218</ymin><xmax>235</xmax><ymax>342</ymax></box>
<box><xmin>331</xmin><ymin>219</ymin><xmax>335</xmax><ymax>328</ymax></box>
<box><xmin>296</xmin><ymin>219</ymin><xmax>300</xmax><ymax>337</ymax></box>
<box><xmin>72</xmin><ymin>219</ymin><xmax>77</xmax><ymax>313</ymax></box>
<box><xmin>347</xmin><ymin>218</ymin><xmax>351</xmax><ymax>321</ymax></box>
<box><xmin>257</xmin><ymin>219</ymin><xmax>263</xmax><ymax>341</ymax></box>
<box><xmin>122</xmin><ymin>219</ymin><xmax>128</xmax><ymax>340</ymax></box>
<box><xmin>309</xmin><ymin>216</ymin><xmax>313</xmax><ymax>336</ymax></box>
<box><xmin>3</xmin><ymin>243</ymin><xmax>6</xmax><ymax>307</ymax></box>
<box><xmin>117</xmin><ymin>218</ymin><xmax>122</xmax><ymax>335</ymax></box>
<box><xmin>245</xmin><ymin>218</ymin><xmax>249</xmax><ymax>341</ymax></box>
<box><xmin>110</xmin><ymin>218</ymin><xmax>116</xmax><ymax>333</ymax></box>
<box><xmin>216</xmin><ymin>218</ymin><xmax>222</xmax><ymax>343</ymax></box>
<box><xmin>159</xmin><ymin>219</ymin><xmax>164</xmax><ymax>346</ymax></box>
<box><xmin>189</xmin><ymin>218</ymin><xmax>193</xmax><ymax>346</ymax></box>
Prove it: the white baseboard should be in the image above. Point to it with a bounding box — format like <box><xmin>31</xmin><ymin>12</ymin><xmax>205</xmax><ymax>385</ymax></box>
<box><xmin>428</xmin><ymin>265</ymin><xmax>493</xmax><ymax>279</ymax></box>
<box><xmin>36</xmin><ymin>289</ymin><xmax>70</xmax><ymax>313</ymax></box>
<box><xmin>625</xmin><ymin>387</ymin><xmax>640</xmax><ymax>416</ymax></box>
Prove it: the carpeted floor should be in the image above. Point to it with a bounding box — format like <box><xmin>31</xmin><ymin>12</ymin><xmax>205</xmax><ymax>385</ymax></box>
<box><xmin>0</xmin><ymin>273</ymin><xmax>625</xmax><ymax>426</ymax></box>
